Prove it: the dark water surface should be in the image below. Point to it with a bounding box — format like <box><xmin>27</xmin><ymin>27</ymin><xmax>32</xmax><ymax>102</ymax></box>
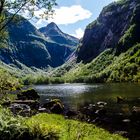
<box><xmin>34</xmin><ymin>83</ymin><xmax>140</xmax><ymax>112</ymax></box>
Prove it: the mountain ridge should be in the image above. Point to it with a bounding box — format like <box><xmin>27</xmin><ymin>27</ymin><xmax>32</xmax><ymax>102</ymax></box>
<box><xmin>77</xmin><ymin>0</ymin><xmax>137</xmax><ymax>63</ymax></box>
<box><xmin>39</xmin><ymin>22</ymin><xmax>79</xmax><ymax>47</ymax></box>
<box><xmin>0</xmin><ymin>15</ymin><xmax>79</xmax><ymax>68</ymax></box>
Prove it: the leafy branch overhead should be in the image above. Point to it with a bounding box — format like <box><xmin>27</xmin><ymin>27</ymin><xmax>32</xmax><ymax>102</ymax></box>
<box><xmin>0</xmin><ymin>0</ymin><xmax>57</xmax><ymax>31</ymax></box>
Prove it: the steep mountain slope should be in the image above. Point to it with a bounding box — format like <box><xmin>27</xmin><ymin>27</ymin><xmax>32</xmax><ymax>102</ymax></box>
<box><xmin>39</xmin><ymin>22</ymin><xmax>79</xmax><ymax>47</ymax></box>
<box><xmin>0</xmin><ymin>14</ymin><xmax>78</xmax><ymax>68</ymax></box>
<box><xmin>63</xmin><ymin>44</ymin><xmax>140</xmax><ymax>83</ymax></box>
<box><xmin>116</xmin><ymin>1</ymin><xmax>140</xmax><ymax>54</ymax></box>
<box><xmin>52</xmin><ymin>0</ymin><xmax>140</xmax><ymax>83</ymax></box>
<box><xmin>77</xmin><ymin>0</ymin><xmax>137</xmax><ymax>63</ymax></box>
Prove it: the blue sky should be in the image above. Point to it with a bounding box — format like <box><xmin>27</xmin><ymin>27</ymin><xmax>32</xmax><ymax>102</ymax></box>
<box><xmin>31</xmin><ymin>0</ymin><xmax>117</xmax><ymax>38</ymax></box>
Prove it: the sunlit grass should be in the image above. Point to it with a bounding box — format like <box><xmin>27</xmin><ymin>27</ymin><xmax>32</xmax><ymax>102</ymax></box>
<box><xmin>26</xmin><ymin>113</ymin><xmax>127</xmax><ymax>140</ymax></box>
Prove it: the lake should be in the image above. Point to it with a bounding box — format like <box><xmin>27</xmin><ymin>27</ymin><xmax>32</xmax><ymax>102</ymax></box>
<box><xmin>34</xmin><ymin>83</ymin><xmax>140</xmax><ymax>113</ymax></box>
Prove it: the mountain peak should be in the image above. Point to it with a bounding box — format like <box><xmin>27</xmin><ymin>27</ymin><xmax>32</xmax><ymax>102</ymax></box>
<box><xmin>39</xmin><ymin>23</ymin><xmax>79</xmax><ymax>46</ymax></box>
<box><xmin>46</xmin><ymin>22</ymin><xmax>59</xmax><ymax>30</ymax></box>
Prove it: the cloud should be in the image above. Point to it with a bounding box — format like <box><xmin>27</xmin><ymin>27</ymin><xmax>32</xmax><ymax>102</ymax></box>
<box><xmin>34</xmin><ymin>5</ymin><xmax>92</xmax><ymax>28</ymax></box>
<box><xmin>71</xmin><ymin>28</ymin><xmax>84</xmax><ymax>39</ymax></box>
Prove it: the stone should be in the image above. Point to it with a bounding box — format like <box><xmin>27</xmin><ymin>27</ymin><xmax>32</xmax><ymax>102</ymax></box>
<box><xmin>38</xmin><ymin>107</ymin><xmax>47</xmax><ymax>113</ymax></box>
<box><xmin>10</xmin><ymin>103</ymin><xmax>31</xmax><ymax>115</ymax></box>
<box><xmin>97</xmin><ymin>101</ymin><xmax>107</xmax><ymax>106</ymax></box>
<box><xmin>13</xmin><ymin>100</ymin><xmax>40</xmax><ymax>110</ymax></box>
<box><xmin>17</xmin><ymin>89</ymin><xmax>40</xmax><ymax>100</ymax></box>
<box><xmin>66</xmin><ymin>110</ymin><xmax>77</xmax><ymax>118</ymax></box>
<box><xmin>50</xmin><ymin>103</ymin><xmax>64</xmax><ymax>114</ymax></box>
<box><xmin>43</xmin><ymin>99</ymin><xmax>64</xmax><ymax>114</ymax></box>
<box><xmin>95</xmin><ymin>108</ymin><xmax>107</xmax><ymax>116</ymax></box>
<box><xmin>116</xmin><ymin>96</ymin><xmax>124</xmax><ymax>103</ymax></box>
<box><xmin>132</xmin><ymin>106</ymin><xmax>140</xmax><ymax>114</ymax></box>
<box><xmin>122</xmin><ymin>119</ymin><xmax>131</xmax><ymax>123</ymax></box>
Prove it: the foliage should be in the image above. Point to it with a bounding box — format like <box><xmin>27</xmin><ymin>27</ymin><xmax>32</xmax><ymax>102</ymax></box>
<box><xmin>0</xmin><ymin>106</ymin><xmax>29</xmax><ymax>140</ymax></box>
<box><xmin>21</xmin><ymin>74</ymin><xmax>65</xmax><ymax>85</ymax></box>
<box><xmin>0</xmin><ymin>0</ymin><xmax>57</xmax><ymax>30</ymax></box>
<box><xmin>25</xmin><ymin>113</ymin><xmax>126</xmax><ymax>140</ymax></box>
<box><xmin>0</xmin><ymin>106</ymin><xmax>127</xmax><ymax>140</ymax></box>
<box><xmin>62</xmin><ymin>44</ymin><xmax>140</xmax><ymax>83</ymax></box>
<box><xmin>0</xmin><ymin>68</ymin><xmax>20</xmax><ymax>91</ymax></box>
<box><xmin>116</xmin><ymin>3</ymin><xmax>140</xmax><ymax>54</ymax></box>
<box><xmin>21</xmin><ymin>74</ymin><xmax>50</xmax><ymax>85</ymax></box>
<box><xmin>0</xmin><ymin>0</ymin><xmax>57</xmax><ymax>47</ymax></box>
<box><xmin>0</xmin><ymin>106</ymin><xmax>59</xmax><ymax>140</ymax></box>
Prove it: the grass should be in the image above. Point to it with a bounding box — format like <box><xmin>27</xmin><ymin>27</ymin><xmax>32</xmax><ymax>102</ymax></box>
<box><xmin>0</xmin><ymin>106</ymin><xmax>127</xmax><ymax>140</ymax></box>
<box><xmin>26</xmin><ymin>113</ymin><xmax>127</xmax><ymax>140</ymax></box>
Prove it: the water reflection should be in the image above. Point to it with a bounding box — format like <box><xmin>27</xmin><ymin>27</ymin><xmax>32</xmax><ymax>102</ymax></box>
<box><xmin>34</xmin><ymin>83</ymin><xmax>140</xmax><ymax>111</ymax></box>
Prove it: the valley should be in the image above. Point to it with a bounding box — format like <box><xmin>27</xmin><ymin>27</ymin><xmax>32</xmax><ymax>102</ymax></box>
<box><xmin>0</xmin><ymin>0</ymin><xmax>140</xmax><ymax>140</ymax></box>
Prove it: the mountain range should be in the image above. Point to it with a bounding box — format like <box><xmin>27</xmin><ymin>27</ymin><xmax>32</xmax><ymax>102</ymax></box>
<box><xmin>0</xmin><ymin>14</ymin><xmax>79</xmax><ymax>68</ymax></box>
<box><xmin>0</xmin><ymin>0</ymin><xmax>139</xmax><ymax>83</ymax></box>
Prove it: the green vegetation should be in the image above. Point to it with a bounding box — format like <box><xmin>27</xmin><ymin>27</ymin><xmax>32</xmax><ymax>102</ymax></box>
<box><xmin>0</xmin><ymin>106</ymin><xmax>126</xmax><ymax>140</ymax></box>
<box><xmin>117</xmin><ymin>3</ymin><xmax>140</xmax><ymax>54</ymax></box>
<box><xmin>62</xmin><ymin>44</ymin><xmax>140</xmax><ymax>83</ymax></box>
<box><xmin>19</xmin><ymin>43</ymin><xmax>140</xmax><ymax>84</ymax></box>
<box><xmin>0</xmin><ymin>106</ymin><xmax>59</xmax><ymax>140</ymax></box>
<box><xmin>0</xmin><ymin>69</ymin><xmax>20</xmax><ymax>91</ymax></box>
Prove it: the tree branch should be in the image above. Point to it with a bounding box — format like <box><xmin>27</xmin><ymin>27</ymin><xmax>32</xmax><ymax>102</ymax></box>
<box><xmin>0</xmin><ymin>1</ymin><xmax>29</xmax><ymax>31</ymax></box>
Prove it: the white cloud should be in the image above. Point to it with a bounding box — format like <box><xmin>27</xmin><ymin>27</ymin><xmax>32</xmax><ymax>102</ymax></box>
<box><xmin>34</xmin><ymin>5</ymin><xmax>92</xmax><ymax>28</ymax></box>
<box><xmin>71</xmin><ymin>28</ymin><xmax>84</xmax><ymax>39</ymax></box>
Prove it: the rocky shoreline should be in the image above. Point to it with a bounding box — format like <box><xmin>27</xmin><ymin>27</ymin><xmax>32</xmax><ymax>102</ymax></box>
<box><xmin>2</xmin><ymin>88</ymin><xmax>140</xmax><ymax>140</ymax></box>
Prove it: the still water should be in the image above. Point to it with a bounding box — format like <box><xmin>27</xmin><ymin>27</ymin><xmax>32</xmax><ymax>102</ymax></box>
<box><xmin>34</xmin><ymin>83</ymin><xmax>140</xmax><ymax>111</ymax></box>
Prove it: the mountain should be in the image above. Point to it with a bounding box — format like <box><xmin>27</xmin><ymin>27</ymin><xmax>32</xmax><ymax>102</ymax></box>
<box><xmin>53</xmin><ymin>0</ymin><xmax>140</xmax><ymax>83</ymax></box>
<box><xmin>39</xmin><ymin>22</ymin><xmax>79</xmax><ymax>47</ymax></box>
<box><xmin>0</xmin><ymin>15</ymin><xmax>79</xmax><ymax>68</ymax></box>
<box><xmin>77</xmin><ymin>0</ymin><xmax>137</xmax><ymax>63</ymax></box>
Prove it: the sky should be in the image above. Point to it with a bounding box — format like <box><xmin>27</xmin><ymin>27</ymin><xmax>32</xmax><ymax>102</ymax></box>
<box><xmin>30</xmin><ymin>0</ymin><xmax>118</xmax><ymax>39</ymax></box>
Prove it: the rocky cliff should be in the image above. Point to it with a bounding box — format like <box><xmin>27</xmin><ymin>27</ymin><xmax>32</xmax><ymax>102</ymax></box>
<box><xmin>77</xmin><ymin>0</ymin><xmax>137</xmax><ymax>63</ymax></box>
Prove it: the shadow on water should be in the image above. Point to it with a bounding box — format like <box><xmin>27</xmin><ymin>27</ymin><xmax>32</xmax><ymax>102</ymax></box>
<box><xmin>34</xmin><ymin>83</ymin><xmax>140</xmax><ymax>140</ymax></box>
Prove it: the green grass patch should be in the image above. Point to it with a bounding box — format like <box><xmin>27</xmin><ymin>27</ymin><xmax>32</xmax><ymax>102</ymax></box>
<box><xmin>0</xmin><ymin>106</ymin><xmax>127</xmax><ymax>140</ymax></box>
<box><xmin>25</xmin><ymin>113</ymin><xmax>127</xmax><ymax>140</ymax></box>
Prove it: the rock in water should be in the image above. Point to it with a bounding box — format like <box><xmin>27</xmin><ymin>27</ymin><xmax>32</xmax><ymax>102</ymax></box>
<box><xmin>17</xmin><ymin>89</ymin><xmax>40</xmax><ymax>100</ymax></box>
<box><xmin>43</xmin><ymin>99</ymin><xmax>64</xmax><ymax>114</ymax></box>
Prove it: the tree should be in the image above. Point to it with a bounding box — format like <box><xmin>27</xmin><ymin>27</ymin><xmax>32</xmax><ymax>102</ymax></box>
<box><xmin>0</xmin><ymin>0</ymin><xmax>57</xmax><ymax>36</ymax></box>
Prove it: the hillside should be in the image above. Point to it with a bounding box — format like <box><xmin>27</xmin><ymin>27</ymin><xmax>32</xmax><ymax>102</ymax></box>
<box><xmin>77</xmin><ymin>0</ymin><xmax>137</xmax><ymax>63</ymax></box>
<box><xmin>0</xmin><ymin>14</ymin><xmax>78</xmax><ymax>68</ymax></box>
<box><xmin>63</xmin><ymin>44</ymin><xmax>140</xmax><ymax>83</ymax></box>
<box><xmin>52</xmin><ymin>0</ymin><xmax>140</xmax><ymax>83</ymax></box>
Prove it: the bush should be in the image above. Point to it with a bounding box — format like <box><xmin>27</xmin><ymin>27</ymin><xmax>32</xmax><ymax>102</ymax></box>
<box><xmin>0</xmin><ymin>107</ymin><xmax>59</xmax><ymax>140</ymax></box>
<box><xmin>0</xmin><ymin>69</ymin><xmax>20</xmax><ymax>91</ymax></box>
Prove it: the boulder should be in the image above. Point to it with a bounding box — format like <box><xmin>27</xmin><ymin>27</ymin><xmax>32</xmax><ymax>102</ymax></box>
<box><xmin>43</xmin><ymin>99</ymin><xmax>64</xmax><ymax>114</ymax></box>
<box><xmin>10</xmin><ymin>103</ymin><xmax>31</xmax><ymax>116</ymax></box>
<box><xmin>116</xmin><ymin>96</ymin><xmax>124</xmax><ymax>103</ymax></box>
<box><xmin>65</xmin><ymin>110</ymin><xmax>77</xmax><ymax>118</ymax></box>
<box><xmin>95</xmin><ymin>108</ymin><xmax>107</xmax><ymax>116</ymax></box>
<box><xmin>17</xmin><ymin>89</ymin><xmax>40</xmax><ymax>100</ymax></box>
<box><xmin>13</xmin><ymin>100</ymin><xmax>40</xmax><ymax>110</ymax></box>
<box><xmin>132</xmin><ymin>106</ymin><xmax>140</xmax><ymax>114</ymax></box>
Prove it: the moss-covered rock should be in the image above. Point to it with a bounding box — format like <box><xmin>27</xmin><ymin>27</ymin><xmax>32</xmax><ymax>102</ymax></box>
<box><xmin>17</xmin><ymin>89</ymin><xmax>40</xmax><ymax>100</ymax></box>
<box><xmin>43</xmin><ymin>99</ymin><xmax>64</xmax><ymax>114</ymax></box>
